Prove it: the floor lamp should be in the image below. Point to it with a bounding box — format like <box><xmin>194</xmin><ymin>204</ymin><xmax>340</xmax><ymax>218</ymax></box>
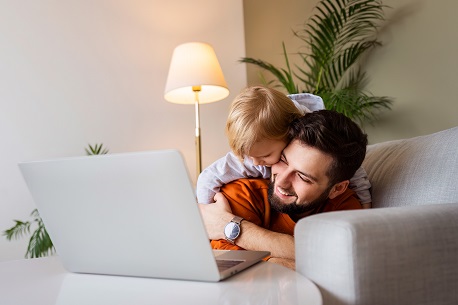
<box><xmin>164</xmin><ymin>42</ymin><xmax>229</xmax><ymax>179</ymax></box>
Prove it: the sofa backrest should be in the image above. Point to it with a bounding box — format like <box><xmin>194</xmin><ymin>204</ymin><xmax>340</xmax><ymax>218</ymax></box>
<box><xmin>362</xmin><ymin>127</ymin><xmax>458</xmax><ymax>208</ymax></box>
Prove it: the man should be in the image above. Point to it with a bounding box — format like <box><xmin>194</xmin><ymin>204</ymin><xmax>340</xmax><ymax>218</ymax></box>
<box><xmin>199</xmin><ymin>110</ymin><xmax>368</xmax><ymax>269</ymax></box>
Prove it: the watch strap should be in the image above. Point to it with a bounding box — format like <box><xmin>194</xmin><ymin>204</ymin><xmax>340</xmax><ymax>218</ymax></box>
<box><xmin>231</xmin><ymin>216</ymin><xmax>243</xmax><ymax>226</ymax></box>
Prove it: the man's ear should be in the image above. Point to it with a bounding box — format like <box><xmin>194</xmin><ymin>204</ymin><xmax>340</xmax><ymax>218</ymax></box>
<box><xmin>328</xmin><ymin>180</ymin><xmax>349</xmax><ymax>199</ymax></box>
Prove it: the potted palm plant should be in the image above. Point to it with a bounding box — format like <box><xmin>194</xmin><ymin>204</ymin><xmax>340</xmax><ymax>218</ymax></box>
<box><xmin>3</xmin><ymin>143</ymin><xmax>109</xmax><ymax>258</ymax></box>
<box><xmin>241</xmin><ymin>0</ymin><xmax>392</xmax><ymax>124</ymax></box>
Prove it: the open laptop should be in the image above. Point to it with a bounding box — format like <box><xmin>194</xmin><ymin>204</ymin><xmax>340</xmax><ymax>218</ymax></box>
<box><xmin>18</xmin><ymin>149</ymin><xmax>270</xmax><ymax>282</ymax></box>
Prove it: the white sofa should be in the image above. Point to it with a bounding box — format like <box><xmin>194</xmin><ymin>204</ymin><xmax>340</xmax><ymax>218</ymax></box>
<box><xmin>295</xmin><ymin>126</ymin><xmax>458</xmax><ymax>305</ymax></box>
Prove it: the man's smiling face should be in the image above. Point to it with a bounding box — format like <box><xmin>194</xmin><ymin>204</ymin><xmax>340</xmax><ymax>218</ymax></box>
<box><xmin>269</xmin><ymin>139</ymin><xmax>335</xmax><ymax>216</ymax></box>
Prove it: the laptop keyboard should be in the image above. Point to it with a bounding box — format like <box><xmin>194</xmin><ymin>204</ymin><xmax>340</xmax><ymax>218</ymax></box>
<box><xmin>216</xmin><ymin>260</ymin><xmax>244</xmax><ymax>272</ymax></box>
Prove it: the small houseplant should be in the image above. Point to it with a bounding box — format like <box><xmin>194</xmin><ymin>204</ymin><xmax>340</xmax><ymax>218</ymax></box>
<box><xmin>3</xmin><ymin>143</ymin><xmax>109</xmax><ymax>258</ymax></box>
<box><xmin>241</xmin><ymin>0</ymin><xmax>393</xmax><ymax>124</ymax></box>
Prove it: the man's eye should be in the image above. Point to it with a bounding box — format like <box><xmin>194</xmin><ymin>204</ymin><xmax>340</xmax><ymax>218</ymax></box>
<box><xmin>279</xmin><ymin>156</ymin><xmax>287</xmax><ymax>164</ymax></box>
<box><xmin>298</xmin><ymin>174</ymin><xmax>312</xmax><ymax>183</ymax></box>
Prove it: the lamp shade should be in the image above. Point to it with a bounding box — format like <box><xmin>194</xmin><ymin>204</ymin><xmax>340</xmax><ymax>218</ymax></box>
<box><xmin>164</xmin><ymin>42</ymin><xmax>229</xmax><ymax>104</ymax></box>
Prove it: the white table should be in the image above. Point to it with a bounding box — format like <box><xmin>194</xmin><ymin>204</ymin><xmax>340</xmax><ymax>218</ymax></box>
<box><xmin>0</xmin><ymin>256</ymin><xmax>322</xmax><ymax>305</ymax></box>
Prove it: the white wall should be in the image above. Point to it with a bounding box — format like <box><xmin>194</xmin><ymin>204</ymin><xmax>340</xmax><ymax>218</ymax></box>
<box><xmin>243</xmin><ymin>0</ymin><xmax>458</xmax><ymax>144</ymax></box>
<box><xmin>0</xmin><ymin>0</ymin><xmax>246</xmax><ymax>261</ymax></box>
<box><xmin>363</xmin><ymin>0</ymin><xmax>458</xmax><ymax>142</ymax></box>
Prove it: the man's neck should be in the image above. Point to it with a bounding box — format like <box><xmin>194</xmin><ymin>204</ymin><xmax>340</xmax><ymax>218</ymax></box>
<box><xmin>288</xmin><ymin>199</ymin><xmax>331</xmax><ymax>222</ymax></box>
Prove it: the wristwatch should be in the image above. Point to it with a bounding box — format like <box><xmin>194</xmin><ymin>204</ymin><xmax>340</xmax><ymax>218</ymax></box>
<box><xmin>224</xmin><ymin>216</ymin><xmax>243</xmax><ymax>245</ymax></box>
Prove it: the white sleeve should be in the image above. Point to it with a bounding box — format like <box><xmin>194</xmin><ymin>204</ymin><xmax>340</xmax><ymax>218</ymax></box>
<box><xmin>196</xmin><ymin>152</ymin><xmax>271</xmax><ymax>204</ymax></box>
<box><xmin>349</xmin><ymin>166</ymin><xmax>372</xmax><ymax>204</ymax></box>
<box><xmin>287</xmin><ymin>93</ymin><xmax>325</xmax><ymax>112</ymax></box>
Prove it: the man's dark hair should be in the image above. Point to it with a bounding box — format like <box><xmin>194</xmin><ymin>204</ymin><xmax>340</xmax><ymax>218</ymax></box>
<box><xmin>287</xmin><ymin>110</ymin><xmax>368</xmax><ymax>185</ymax></box>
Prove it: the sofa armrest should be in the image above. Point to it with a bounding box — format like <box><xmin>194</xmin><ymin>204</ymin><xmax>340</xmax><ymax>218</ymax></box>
<box><xmin>295</xmin><ymin>203</ymin><xmax>458</xmax><ymax>305</ymax></box>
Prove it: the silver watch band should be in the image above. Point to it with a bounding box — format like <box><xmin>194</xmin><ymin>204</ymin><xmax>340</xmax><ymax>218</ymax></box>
<box><xmin>231</xmin><ymin>216</ymin><xmax>243</xmax><ymax>226</ymax></box>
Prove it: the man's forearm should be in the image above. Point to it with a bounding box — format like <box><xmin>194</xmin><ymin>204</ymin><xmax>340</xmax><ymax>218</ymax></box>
<box><xmin>236</xmin><ymin>220</ymin><xmax>295</xmax><ymax>260</ymax></box>
<box><xmin>199</xmin><ymin>192</ymin><xmax>295</xmax><ymax>260</ymax></box>
<box><xmin>208</xmin><ymin>213</ymin><xmax>296</xmax><ymax>259</ymax></box>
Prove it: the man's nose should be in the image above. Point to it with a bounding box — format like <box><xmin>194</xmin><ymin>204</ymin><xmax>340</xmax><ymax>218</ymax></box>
<box><xmin>275</xmin><ymin>169</ymin><xmax>293</xmax><ymax>187</ymax></box>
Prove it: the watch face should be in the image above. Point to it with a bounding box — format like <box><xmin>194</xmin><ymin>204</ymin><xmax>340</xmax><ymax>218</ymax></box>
<box><xmin>224</xmin><ymin>222</ymin><xmax>241</xmax><ymax>239</ymax></box>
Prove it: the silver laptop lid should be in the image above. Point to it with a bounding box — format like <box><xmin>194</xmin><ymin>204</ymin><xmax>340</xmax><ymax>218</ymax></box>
<box><xmin>19</xmin><ymin>150</ymin><xmax>223</xmax><ymax>281</ymax></box>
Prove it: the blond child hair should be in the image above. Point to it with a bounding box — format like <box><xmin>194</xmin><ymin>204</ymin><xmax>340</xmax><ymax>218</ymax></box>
<box><xmin>226</xmin><ymin>86</ymin><xmax>303</xmax><ymax>159</ymax></box>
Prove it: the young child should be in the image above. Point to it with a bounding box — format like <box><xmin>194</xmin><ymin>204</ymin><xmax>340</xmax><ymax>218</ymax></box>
<box><xmin>196</xmin><ymin>86</ymin><xmax>372</xmax><ymax>208</ymax></box>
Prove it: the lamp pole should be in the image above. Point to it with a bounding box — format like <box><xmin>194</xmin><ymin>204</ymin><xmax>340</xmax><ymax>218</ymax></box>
<box><xmin>164</xmin><ymin>42</ymin><xmax>229</xmax><ymax>181</ymax></box>
<box><xmin>193</xmin><ymin>86</ymin><xmax>202</xmax><ymax>177</ymax></box>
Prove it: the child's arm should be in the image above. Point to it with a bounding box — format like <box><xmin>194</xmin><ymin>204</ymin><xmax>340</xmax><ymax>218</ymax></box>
<box><xmin>196</xmin><ymin>152</ymin><xmax>270</xmax><ymax>204</ymax></box>
<box><xmin>349</xmin><ymin>166</ymin><xmax>372</xmax><ymax>208</ymax></box>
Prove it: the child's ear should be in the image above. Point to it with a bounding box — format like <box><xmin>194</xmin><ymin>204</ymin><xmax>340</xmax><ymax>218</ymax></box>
<box><xmin>328</xmin><ymin>180</ymin><xmax>349</xmax><ymax>199</ymax></box>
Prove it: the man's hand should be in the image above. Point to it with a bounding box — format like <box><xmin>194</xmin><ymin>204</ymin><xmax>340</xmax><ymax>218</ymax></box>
<box><xmin>200</xmin><ymin>190</ymin><xmax>295</xmax><ymax>262</ymax></box>
<box><xmin>198</xmin><ymin>193</ymin><xmax>234</xmax><ymax>240</ymax></box>
<box><xmin>268</xmin><ymin>257</ymin><xmax>295</xmax><ymax>270</ymax></box>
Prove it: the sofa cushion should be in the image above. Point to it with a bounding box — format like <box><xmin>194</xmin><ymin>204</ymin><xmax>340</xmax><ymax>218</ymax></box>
<box><xmin>362</xmin><ymin>127</ymin><xmax>458</xmax><ymax>208</ymax></box>
<box><xmin>295</xmin><ymin>203</ymin><xmax>458</xmax><ymax>305</ymax></box>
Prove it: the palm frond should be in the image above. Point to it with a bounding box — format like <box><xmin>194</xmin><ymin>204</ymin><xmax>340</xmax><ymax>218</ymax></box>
<box><xmin>241</xmin><ymin>0</ymin><xmax>393</xmax><ymax>123</ymax></box>
<box><xmin>325</xmin><ymin>91</ymin><xmax>392</xmax><ymax>124</ymax></box>
<box><xmin>85</xmin><ymin>143</ymin><xmax>109</xmax><ymax>155</ymax></box>
<box><xmin>298</xmin><ymin>0</ymin><xmax>386</xmax><ymax>92</ymax></box>
<box><xmin>239</xmin><ymin>46</ymin><xmax>298</xmax><ymax>94</ymax></box>
<box><xmin>3</xmin><ymin>209</ymin><xmax>55</xmax><ymax>258</ymax></box>
<box><xmin>3</xmin><ymin>220</ymin><xmax>31</xmax><ymax>241</ymax></box>
<box><xmin>321</xmin><ymin>68</ymin><xmax>392</xmax><ymax>123</ymax></box>
<box><xmin>257</xmin><ymin>71</ymin><xmax>286</xmax><ymax>90</ymax></box>
<box><xmin>26</xmin><ymin>217</ymin><xmax>54</xmax><ymax>258</ymax></box>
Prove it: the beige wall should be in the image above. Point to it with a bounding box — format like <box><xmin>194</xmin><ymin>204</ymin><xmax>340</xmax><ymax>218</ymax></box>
<box><xmin>244</xmin><ymin>0</ymin><xmax>458</xmax><ymax>143</ymax></box>
<box><xmin>0</xmin><ymin>0</ymin><xmax>245</xmax><ymax>261</ymax></box>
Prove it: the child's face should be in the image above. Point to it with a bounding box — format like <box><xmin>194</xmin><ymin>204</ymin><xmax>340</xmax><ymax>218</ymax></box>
<box><xmin>247</xmin><ymin>139</ymin><xmax>288</xmax><ymax>166</ymax></box>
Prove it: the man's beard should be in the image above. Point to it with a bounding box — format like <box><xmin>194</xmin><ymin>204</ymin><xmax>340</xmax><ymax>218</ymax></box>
<box><xmin>268</xmin><ymin>178</ymin><xmax>332</xmax><ymax>216</ymax></box>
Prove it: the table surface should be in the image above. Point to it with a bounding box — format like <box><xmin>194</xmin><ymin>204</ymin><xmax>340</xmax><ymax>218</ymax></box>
<box><xmin>0</xmin><ymin>256</ymin><xmax>322</xmax><ymax>305</ymax></box>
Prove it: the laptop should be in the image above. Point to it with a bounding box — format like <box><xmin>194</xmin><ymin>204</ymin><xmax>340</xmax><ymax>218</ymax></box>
<box><xmin>18</xmin><ymin>149</ymin><xmax>270</xmax><ymax>282</ymax></box>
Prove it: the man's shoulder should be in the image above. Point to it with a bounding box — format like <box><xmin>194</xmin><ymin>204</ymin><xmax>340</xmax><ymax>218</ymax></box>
<box><xmin>220</xmin><ymin>179</ymin><xmax>271</xmax><ymax>225</ymax></box>
<box><xmin>220</xmin><ymin>178</ymin><xmax>270</xmax><ymax>208</ymax></box>
<box><xmin>221</xmin><ymin>178</ymin><xmax>270</xmax><ymax>192</ymax></box>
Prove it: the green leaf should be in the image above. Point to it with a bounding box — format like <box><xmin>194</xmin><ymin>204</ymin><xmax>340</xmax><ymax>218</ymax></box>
<box><xmin>26</xmin><ymin>221</ymin><xmax>54</xmax><ymax>258</ymax></box>
<box><xmin>85</xmin><ymin>143</ymin><xmax>109</xmax><ymax>155</ymax></box>
<box><xmin>239</xmin><ymin>54</ymin><xmax>297</xmax><ymax>94</ymax></box>
<box><xmin>3</xmin><ymin>220</ymin><xmax>31</xmax><ymax>241</ymax></box>
<box><xmin>3</xmin><ymin>208</ymin><xmax>55</xmax><ymax>258</ymax></box>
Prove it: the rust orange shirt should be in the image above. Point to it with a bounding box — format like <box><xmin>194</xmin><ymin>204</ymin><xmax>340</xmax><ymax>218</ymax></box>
<box><xmin>210</xmin><ymin>178</ymin><xmax>362</xmax><ymax>250</ymax></box>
